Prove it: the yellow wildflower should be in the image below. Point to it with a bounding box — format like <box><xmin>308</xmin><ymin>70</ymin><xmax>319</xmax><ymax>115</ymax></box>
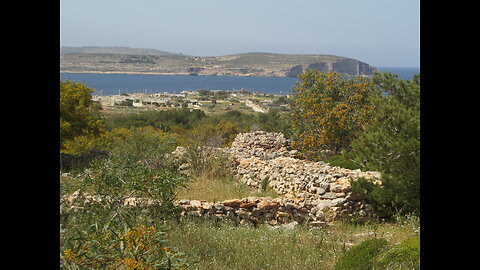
<box><xmin>63</xmin><ymin>249</ymin><xmax>77</xmax><ymax>262</ymax></box>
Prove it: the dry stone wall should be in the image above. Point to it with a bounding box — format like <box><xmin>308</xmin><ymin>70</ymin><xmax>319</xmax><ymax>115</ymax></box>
<box><xmin>61</xmin><ymin>131</ymin><xmax>383</xmax><ymax>226</ymax></box>
<box><xmin>62</xmin><ymin>190</ymin><xmax>375</xmax><ymax>226</ymax></box>
<box><xmin>172</xmin><ymin>131</ymin><xmax>382</xmax><ymax>223</ymax></box>
<box><xmin>176</xmin><ymin>197</ymin><xmax>326</xmax><ymax>227</ymax></box>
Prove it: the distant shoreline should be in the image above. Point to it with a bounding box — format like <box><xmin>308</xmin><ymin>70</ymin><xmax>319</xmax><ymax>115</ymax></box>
<box><xmin>60</xmin><ymin>70</ymin><xmax>191</xmax><ymax>76</ymax></box>
<box><xmin>59</xmin><ymin>70</ymin><xmax>288</xmax><ymax>77</ymax></box>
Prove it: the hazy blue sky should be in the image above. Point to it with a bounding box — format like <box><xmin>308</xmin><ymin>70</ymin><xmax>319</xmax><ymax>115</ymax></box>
<box><xmin>60</xmin><ymin>0</ymin><xmax>419</xmax><ymax>68</ymax></box>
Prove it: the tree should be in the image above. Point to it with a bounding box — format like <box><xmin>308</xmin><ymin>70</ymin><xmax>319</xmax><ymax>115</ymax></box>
<box><xmin>60</xmin><ymin>81</ymin><xmax>105</xmax><ymax>149</ymax></box>
<box><xmin>290</xmin><ymin>70</ymin><xmax>374</xmax><ymax>160</ymax></box>
<box><xmin>349</xmin><ymin>72</ymin><xmax>420</xmax><ymax>216</ymax></box>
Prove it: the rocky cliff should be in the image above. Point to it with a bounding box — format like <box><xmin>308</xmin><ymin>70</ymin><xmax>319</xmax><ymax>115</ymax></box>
<box><xmin>286</xmin><ymin>58</ymin><xmax>375</xmax><ymax>77</ymax></box>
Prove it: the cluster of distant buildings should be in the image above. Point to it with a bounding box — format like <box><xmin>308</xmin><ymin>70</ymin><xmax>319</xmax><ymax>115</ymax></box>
<box><xmin>91</xmin><ymin>89</ymin><xmax>291</xmax><ymax>112</ymax></box>
<box><xmin>92</xmin><ymin>91</ymin><xmax>200</xmax><ymax>109</ymax></box>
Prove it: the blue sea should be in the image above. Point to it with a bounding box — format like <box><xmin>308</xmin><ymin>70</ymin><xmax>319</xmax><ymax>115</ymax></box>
<box><xmin>60</xmin><ymin>67</ymin><xmax>419</xmax><ymax>96</ymax></box>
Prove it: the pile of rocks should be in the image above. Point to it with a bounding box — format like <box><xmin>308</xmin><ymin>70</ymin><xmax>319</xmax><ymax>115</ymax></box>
<box><xmin>235</xmin><ymin>156</ymin><xmax>381</xmax><ymax>200</ymax></box>
<box><xmin>225</xmin><ymin>131</ymin><xmax>382</xmax><ymax>221</ymax></box>
<box><xmin>227</xmin><ymin>131</ymin><xmax>298</xmax><ymax>160</ymax></box>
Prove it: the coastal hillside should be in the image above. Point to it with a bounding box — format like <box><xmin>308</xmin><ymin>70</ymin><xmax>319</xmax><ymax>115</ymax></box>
<box><xmin>60</xmin><ymin>46</ymin><xmax>179</xmax><ymax>56</ymax></box>
<box><xmin>60</xmin><ymin>46</ymin><xmax>376</xmax><ymax>77</ymax></box>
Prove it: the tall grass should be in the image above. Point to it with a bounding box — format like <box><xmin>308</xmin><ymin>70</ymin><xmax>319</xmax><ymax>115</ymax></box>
<box><xmin>175</xmin><ymin>147</ymin><xmax>277</xmax><ymax>201</ymax></box>
<box><xmin>164</xmin><ymin>218</ymin><xmax>419</xmax><ymax>270</ymax></box>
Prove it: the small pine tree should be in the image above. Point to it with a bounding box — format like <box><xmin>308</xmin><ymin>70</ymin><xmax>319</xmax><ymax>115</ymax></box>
<box><xmin>349</xmin><ymin>72</ymin><xmax>420</xmax><ymax>216</ymax></box>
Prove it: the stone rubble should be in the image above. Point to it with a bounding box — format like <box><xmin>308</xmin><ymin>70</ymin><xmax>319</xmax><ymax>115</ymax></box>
<box><xmin>227</xmin><ymin>131</ymin><xmax>298</xmax><ymax>160</ymax></box>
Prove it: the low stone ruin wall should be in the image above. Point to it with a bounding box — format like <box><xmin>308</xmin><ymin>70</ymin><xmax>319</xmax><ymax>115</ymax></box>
<box><xmin>61</xmin><ymin>131</ymin><xmax>382</xmax><ymax>225</ymax></box>
<box><xmin>171</xmin><ymin>131</ymin><xmax>382</xmax><ymax>223</ymax></box>
<box><xmin>176</xmin><ymin>195</ymin><xmax>375</xmax><ymax>225</ymax></box>
<box><xmin>61</xmin><ymin>190</ymin><xmax>375</xmax><ymax>226</ymax></box>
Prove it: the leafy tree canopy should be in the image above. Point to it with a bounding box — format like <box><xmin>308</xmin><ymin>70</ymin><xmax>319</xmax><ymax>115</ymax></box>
<box><xmin>60</xmin><ymin>81</ymin><xmax>105</xmax><ymax>149</ymax></box>
<box><xmin>290</xmin><ymin>70</ymin><xmax>374</xmax><ymax>160</ymax></box>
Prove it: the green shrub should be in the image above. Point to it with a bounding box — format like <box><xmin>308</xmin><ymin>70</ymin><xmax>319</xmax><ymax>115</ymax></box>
<box><xmin>61</xmin><ymin>222</ymin><xmax>189</xmax><ymax>269</ymax></box>
<box><xmin>261</xmin><ymin>176</ymin><xmax>270</xmax><ymax>192</ymax></box>
<box><xmin>255</xmin><ymin>109</ymin><xmax>292</xmax><ymax>137</ymax></box>
<box><xmin>377</xmin><ymin>236</ymin><xmax>420</xmax><ymax>269</ymax></box>
<box><xmin>347</xmin><ymin>73</ymin><xmax>420</xmax><ymax>217</ymax></box>
<box><xmin>104</xmin><ymin>108</ymin><xmax>207</xmax><ymax>131</ymax></box>
<box><xmin>334</xmin><ymin>238</ymin><xmax>389</xmax><ymax>270</ymax></box>
<box><xmin>82</xmin><ymin>126</ymin><xmax>186</xmax><ymax>216</ymax></box>
<box><xmin>61</xmin><ymin>126</ymin><xmax>190</xmax><ymax>269</ymax></box>
<box><xmin>326</xmin><ymin>154</ymin><xmax>361</xmax><ymax>170</ymax></box>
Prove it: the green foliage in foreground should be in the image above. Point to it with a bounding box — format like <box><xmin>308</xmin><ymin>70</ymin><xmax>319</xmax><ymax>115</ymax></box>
<box><xmin>333</xmin><ymin>235</ymin><xmax>420</xmax><ymax>270</ymax></box>
<box><xmin>376</xmin><ymin>236</ymin><xmax>420</xmax><ymax>269</ymax></box>
<box><xmin>334</xmin><ymin>238</ymin><xmax>390</xmax><ymax>270</ymax></box>
<box><xmin>61</xmin><ymin>126</ymin><xmax>190</xmax><ymax>269</ymax></box>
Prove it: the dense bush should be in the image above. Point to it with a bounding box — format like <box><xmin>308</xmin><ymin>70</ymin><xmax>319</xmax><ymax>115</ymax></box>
<box><xmin>333</xmin><ymin>236</ymin><xmax>420</xmax><ymax>270</ymax></box>
<box><xmin>349</xmin><ymin>72</ymin><xmax>420</xmax><ymax>217</ymax></box>
<box><xmin>255</xmin><ymin>109</ymin><xmax>292</xmax><ymax>137</ymax></box>
<box><xmin>288</xmin><ymin>71</ymin><xmax>420</xmax><ymax>217</ymax></box>
<box><xmin>61</xmin><ymin>222</ymin><xmax>189</xmax><ymax>269</ymax></box>
<box><xmin>104</xmin><ymin>108</ymin><xmax>208</xmax><ymax>132</ymax></box>
<box><xmin>85</xmin><ymin>127</ymin><xmax>185</xmax><ymax>200</ymax></box>
<box><xmin>325</xmin><ymin>154</ymin><xmax>361</xmax><ymax>170</ymax></box>
<box><xmin>61</xmin><ymin>126</ymin><xmax>190</xmax><ymax>269</ymax></box>
<box><xmin>334</xmin><ymin>238</ymin><xmax>390</xmax><ymax>270</ymax></box>
<box><xmin>377</xmin><ymin>236</ymin><xmax>420</xmax><ymax>269</ymax></box>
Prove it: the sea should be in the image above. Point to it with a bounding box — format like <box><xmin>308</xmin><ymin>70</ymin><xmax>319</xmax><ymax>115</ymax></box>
<box><xmin>60</xmin><ymin>67</ymin><xmax>419</xmax><ymax>96</ymax></box>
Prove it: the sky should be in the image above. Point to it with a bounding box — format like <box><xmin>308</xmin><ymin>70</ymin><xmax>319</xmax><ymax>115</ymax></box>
<box><xmin>60</xmin><ymin>0</ymin><xmax>420</xmax><ymax>68</ymax></box>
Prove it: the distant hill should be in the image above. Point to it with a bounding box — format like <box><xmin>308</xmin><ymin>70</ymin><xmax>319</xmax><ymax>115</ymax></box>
<box><xmin>60</xmin><ymin>46</ymin><xmax>180</xmax><ymax>56</ymax></box>
<box><xmin>60</xmin><ymin>46</ymin><xmax>376</xmax><ymax>77</ymax></box>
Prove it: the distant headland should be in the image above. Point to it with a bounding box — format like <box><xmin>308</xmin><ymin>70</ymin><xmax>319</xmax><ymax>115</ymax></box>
<box><xmin>60</xmin><ymin>46</ymin><xmax>376</xmax><ymax>77</ymax></box>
